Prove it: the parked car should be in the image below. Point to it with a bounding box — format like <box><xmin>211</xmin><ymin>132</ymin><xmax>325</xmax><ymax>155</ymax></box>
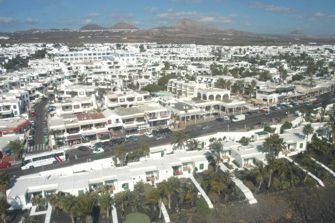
<box><xmin>77</xmin><ymin>146</ymin><xmax>89</xmax><ymax>152</ymax></box>
<box><xmin>92</xmin><ymin>147</ymin><xmax>104</xmax><ymax>154</ymax></box>
<box><xmin>111</xmin><ymin>137</ymin><xmax>126</xmax><ymax>145</ymax></box>
<box><xmin>126</xmin><ymin>136</ymin><xmax>139</xmax><ymax>142</ymax></box>
<box><xmin>223</xmin><ymin>116</ymin><xmax>230</xmax><ymax>121</ymax></box>
<box><xmin>201</xmin><ymin>125</ymin><xmax>211</xmax><ymax>130</ymax></box>
<box><xmin>155</xmin><ymin>135</ymin><xmax>166</xmax><ymax>141</ymax></box>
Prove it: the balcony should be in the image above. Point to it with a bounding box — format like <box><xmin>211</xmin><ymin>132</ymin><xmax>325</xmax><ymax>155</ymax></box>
<box><xmin>67</xmin><ymin>128</ymin><xmax>80</xmax><ymax>134</ymax></box>
<box><xmin>173</xmin><ymin>166</ymin><xmax>183</xmax><ymax>176</ymax></box>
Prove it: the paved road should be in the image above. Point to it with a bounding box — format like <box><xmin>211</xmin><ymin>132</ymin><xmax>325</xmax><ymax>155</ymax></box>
<box><xmin>27</xmin><ymin>98</ymin><xmax>49</xmax><ymax>154</ymax></box>
<box><xmin>6</xmin><ymin>91</ymin><xmax>335</xmax><ymax>178</ymax></box>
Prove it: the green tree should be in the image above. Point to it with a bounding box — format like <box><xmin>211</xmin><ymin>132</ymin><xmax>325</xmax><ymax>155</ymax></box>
<box><xmin>76</xmin><ymin>192</ymin><xmax>97</xmax><ymax>220</ymax></box>
<box><xmin>264</xmin><ymin>125</ymin><xmax>275</xmax><ymax>133</ymax></box>
<box><xmin>142</xmin><ymin>84</ymin><xmax>162</xmax><ymax>93</ymax></box>
<box><xmin>303</xmin><ymin>124</ymin><xmax>314</xmax><ymax>147</ymax></box>
<box><xmin>263</xmin><ymin>134</ymin><xmax>286</xmax><ymax>188</ymax></box>
<box><xmin>0</xmin><ymin>171</ymin><xmax>9</xmax><ymax>193</ymax></box>
<box><xmin>98</xmin><ymin>192</ymin><xmax>113</xmax><ymax>218</ymax></box>
<box><xmin>278</xmin><ymin>64</ymin><xmax>288</xmax><ymax>82</ymax></box>
<box><xmin>163</xmin><ymin>61</ymin><xmax>170</xmax><ymax>70</ymax></box>
<box><xmin>238</xmin><ymin>136</ymin><xmax>250</xmax><ymax>146</ymax></box>
<box><xmin>327</xmin><ymin>105</ymin><xmax>335</xmax><ymax>143</ymax></box>
<box><xmin>7</xmin><ymin>140</ymin><xmax>23</xmax><ymax>160</ymax></box>
<box><xmin>60</xmin><ymin>194</ymin><xmax>79</xmax><ymax>223</ymax></box>
<box><xmin>209</xmin><ymin>139</ymin><xmax>223</xmax><ymax>172</ymax></box>
<box><xmin>115</xmin><ymin>191</ymin><xmax>128</xmax><ymax>214</ymax></box>
<box><xmin>139</xmin><ymin>44</ymin><xmax>145</xmax><ymax>52</ymax></box>
<box><xmin>171</xmin><ymin>130</ymin><xmax>188</xmax><ymax>151</ymax></box>
<box><xmin>32</xmin><ymin>195</ymin><xmax>47</xmax><ymax>208</ymax></box>
<box><xmin>0</xmin><ymin>197</ymin><xmax>8</xmax><ymax>223</ymax></box>
<box><xmin>144</xmin><ymin>187</ymin><xmax>161</xmax><ymax>213</ymax></box>
<box><xmin>112</xmin><ymin>144</ymin><xmax>127</xmax><ymax>166</ymax></box>
<box><xmin>280</xmin><ymin>121</ymin><xmax>292</xmax><ymax>133</ymax></box>
<box><xmin>158</xmin><ymin>177</ymin><xmax>180</xmax><ymax>209</ymax></box>
<box><xmin>306</xmin><ymin>60</ymin><xmax>316</xmax><ymax>87</ymax></box>
<box><xmin>186</xmin><ymin>139</ymin><xmax>201</xmax><ymax>151</ymax></box>
<box><xmin>263</xmin><ymin>134</ymin><xmax>285</xmax><ymax>159</ymax></box>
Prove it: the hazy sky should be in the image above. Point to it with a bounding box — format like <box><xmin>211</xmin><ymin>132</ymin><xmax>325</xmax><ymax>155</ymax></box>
<box><xmin>0</xmin><ymin>0</ymin><xmax>334</xmax><ymax>35</ymax></box>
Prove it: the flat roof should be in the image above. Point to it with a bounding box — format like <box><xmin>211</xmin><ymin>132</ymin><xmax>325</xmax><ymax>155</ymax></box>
<box><xmin>7</xmin><ymin>150</ymin><xmax>208</xmax><ymax>198</ymax></box>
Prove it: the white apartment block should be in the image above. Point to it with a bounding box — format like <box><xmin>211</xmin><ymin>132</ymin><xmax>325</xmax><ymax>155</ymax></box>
<box><xmin>6</xmin><ymin>149</ymin><xmax>209</xmax><ymax>210</ymax></box>
<box><xmin>104</xmin><ymin>91</ymin><xmax>151</xmax><ymax>109</ymax></box>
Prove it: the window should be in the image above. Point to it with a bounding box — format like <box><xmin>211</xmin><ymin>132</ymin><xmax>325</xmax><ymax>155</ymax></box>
<box><xmin>122</xmin><ymin>183</ymin><xmax>129</xmax><ymax>190</ymax></box>
<box><xmin>300</xmin><ymin>143</ymin><xmax>304</xmax><ymax>149</ymax></box>
<box><xmin>199</xmin><ymin>163</ymin><xmax>204</xmax><ymax>170</ymax></box>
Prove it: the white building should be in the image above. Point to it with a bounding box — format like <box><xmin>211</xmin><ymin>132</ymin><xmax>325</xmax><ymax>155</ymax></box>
<box><xmin>6</xmin><ymin>149</ymin><xmax>209</xmax><ymax>210</ymax></box>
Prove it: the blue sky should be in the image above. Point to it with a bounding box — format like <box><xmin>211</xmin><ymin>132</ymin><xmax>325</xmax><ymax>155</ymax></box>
<box><xmin>0</xmin><ymin>0</ymin><xmax>334</xmax><ymax>35</ymax></box>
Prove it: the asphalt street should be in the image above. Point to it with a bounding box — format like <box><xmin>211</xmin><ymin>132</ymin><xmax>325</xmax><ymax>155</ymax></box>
<box><xmin>26</xmin><ymin>98</ymin><xmax>49</xmax><ymax>154</ymax></box>
<box><xmin>6</xmin><ymin>91</ymin><xmax>335</xmax><ymax>178</ymax></box>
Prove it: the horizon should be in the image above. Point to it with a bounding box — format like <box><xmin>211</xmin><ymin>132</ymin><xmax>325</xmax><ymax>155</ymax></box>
<box><xmin>0</xmin><ymin>0</ymin><xmax>334</xmax><ymax>35</ymax></box>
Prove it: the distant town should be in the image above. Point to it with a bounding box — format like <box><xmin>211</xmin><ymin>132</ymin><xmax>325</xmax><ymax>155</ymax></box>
<box><xmin>0</xmin><ymin>41</ymin><xmax>335</xmax><ymax>223</ymax></box>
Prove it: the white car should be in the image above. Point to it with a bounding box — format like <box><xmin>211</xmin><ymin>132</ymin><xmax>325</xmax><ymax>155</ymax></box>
<box><xmin>92</xmin><ymin>147</ymin><xmax>104</xmax><ymax>154</ymax></box>
<box><xmin>223</xmin><ymin>116</ymin><xmax>230</xmax><ymax>121</ymax></box>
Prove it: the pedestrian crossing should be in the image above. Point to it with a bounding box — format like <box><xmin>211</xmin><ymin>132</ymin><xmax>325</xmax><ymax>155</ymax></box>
<box><xmin>26</xmin><ymin>144</ymin><xmax>49</xmax><ymax>154</ymax></box>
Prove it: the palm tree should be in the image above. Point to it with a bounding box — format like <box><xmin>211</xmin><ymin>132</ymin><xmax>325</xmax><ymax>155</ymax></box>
<box><xmin>0</xmin><ymin>171</ymin><xmax>9</xmax><ymax>193</ymax></box>
<box><xmin>327</xmin><ymin>105</ymin><xmax>335</xmax><ymax>143</ymax></box>
<box><xmin>209</xmin><ymin>139</ymin><xmax>223</xmax><ymax>172</ymax></box>
<box><xmin>112</xmin><ymin>144</ymin><xmax>127</xmax><ymax>166</ymax></box>
<box><xmin>253</xmin><ymin>161</ymin><xmax>267</xmax><ymax>192</ymax></box>
<box><xmin>186</xmin><ymin>139</ymin><xmax>201</xmax><ymax>151</ymax></box>
<box><xmin>278</xmin><ymin>64</ymin><xmax>288</xmax><ymax>82</ymax></box>
<box><xmin>60</xmin><ymin>194</ymin><xmax>79</xmax><ymax>223</ymax></box>
<box><xmin>98</xmin><ymin>192</ymin><xmax>113</xmax><ymax>218</ymax></box>
<box><xmin>0</xmin><ymin>197</ymin><xmax>8</xmax><ymax>223</ymax></box>
<box><xmin>115</xmin><ymin>191</ymin><xmax>128</xmax><ymax>215</ymax></box>
<box><xmin>158</xmin><ymin>177</ymin><xmax>179</xmax><ymax>209</ymax></box>
<box><xmin>303</xmin><ymin>124</ymin><xmax>314</xmax><ymax>150</ymax></box>
<box><xmin>76</xmin><ymin>192</ymin><xmax>97</xmax><ymax>220</ymax></box>
<box><xmin>263</xmin><ymin>134</ymin><xmax>286</xmax><ymax>188</ymax></box>
<box><xmin>171</xmin><ymin>130</ymin><xmax>188</xmax><ymax>151</ymax></box>
<box><xmin>144</xmin><ymin>187</ymin><xmax>161</xmax><ymax>214</ymax></box>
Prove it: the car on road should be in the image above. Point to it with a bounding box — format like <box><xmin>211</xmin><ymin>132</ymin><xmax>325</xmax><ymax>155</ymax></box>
<box><xmin>77</xmin><ymin>146</ymin><xmax>90</xmax><ymax>152</ymax></box>
<box><xmin>126</xmin><ymin>136</ymin><xmax>139</xmax><ymax>142</ymax></box>
<box><xmin>259</xmin><ymin>108</ymin><xmax>269</xmax><ymax>113</ymax></box>
<box><xmin>92</xmin><ymin>147</ymin><xmax>104</xmax><ymax>154</ymax></box>
<box><xmin>270</xmin><ymin>106</ymin><xmax>279</xmax><ymax>111</ymax></box>
<box><xmin>216</xmin><ymin>117</ymin><xmax>224</xmax><ymax>122</ymax></box>
<box><xmin>231</xmin><ymin>114</ymin><xmax>246</xmax><ymax>122</ymax></box>
<box><xmin>111</xmin><ymin>137</ymin><xmax>126</xmax><ymax>145</ymax></box>
<box><xmin>155</xmin><ymin>135</ymin><xmax>166</xmax><ymax>141</ymax></box>
<box><xmin>201</xmin><ymin>125</ymin><xmax>211</xmax><ymax>130</ymax></box>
